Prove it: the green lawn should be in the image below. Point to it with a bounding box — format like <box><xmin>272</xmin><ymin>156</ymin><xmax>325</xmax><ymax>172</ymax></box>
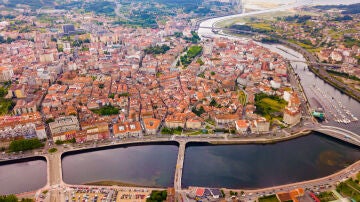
<box><xmin>238</xmin><ymin>90</ymin><xmax>247</xmax><ymax>106</ymax></box>
<box><xmin>249</xmin><ymin>22</ymin><xmax>273</xmax><ymax>31</ymax></box>
<box><xmin>258</xmin><ymin>194</ymin><xmax>279</xmax><ymax>202</ymax></box>
<box><xmin>317</xmin><ymin>191</ymin><xmax>337</xmax><ymax>202</ymax></box>
<box><xmin>336</xmin><ymin>179</ymin><xmax>360</xmax><ymax>201</ymax></box>
<box><xmin>255</xmin><ymin>93</ymin><xmax>287</xmax><ymax>121</ymax></box>
<box><xmin>91</xmin><ymin>105</ymin><xmax>119</xmax><ymax>116</ymax></box>
<box><xmin>180</xmin><ymin>46</ymin><xmax>203</xmax><ymax>67</ymax></box>
<box><xmin>161</xmin><ymin>127</ymin><xmax>183</xmax><ymax>135</ymax></box>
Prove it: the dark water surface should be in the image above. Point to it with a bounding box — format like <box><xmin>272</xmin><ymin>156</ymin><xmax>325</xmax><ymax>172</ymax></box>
<box><xmin>182</xmin><ymin>133</ymin><xmax>360</xmax><ymax>189</ymax></box>
<box><xmin>0</xmin><ymin>159</ymin><xmax>47</xmax><ymax>195</ymax></box>
<box><xmin>62</xmin><ymin>143</ymin><xmax>178</xmax><ymax>187</ymax></box>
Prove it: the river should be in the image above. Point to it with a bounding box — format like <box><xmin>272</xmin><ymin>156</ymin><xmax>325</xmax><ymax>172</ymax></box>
<box><xmin>0</xmin><ymin>159</ymin><xmax>47</xmax><ymax>195</ymax></box>
<box><xmin>62</xmin><ymin>143</ymin><xmax>178</xmax><ymax>187</ymax></box>
<box><xmin>182</xmin><ymin>133</ymin><xmax>360</xmax><ymax>189</ymax></box>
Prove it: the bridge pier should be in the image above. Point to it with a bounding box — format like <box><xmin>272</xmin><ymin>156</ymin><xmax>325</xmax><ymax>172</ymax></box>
<box><xmin>174</xmin><ymin>141</ymin><xmax>186</xmax><ymax>190</ymax></box>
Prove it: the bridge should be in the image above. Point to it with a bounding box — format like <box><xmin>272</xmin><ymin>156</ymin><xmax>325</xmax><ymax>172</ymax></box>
<box><xmin>313</xmin><ymin>125</ymin><xmax>360</xmax><ymax>147</ymax></box>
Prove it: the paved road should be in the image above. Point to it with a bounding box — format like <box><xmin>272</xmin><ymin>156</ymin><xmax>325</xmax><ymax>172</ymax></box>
<box><xmin>174</xmin><ymin>141</ymin><xmax>186</xmax><ymax>191</ymax></box>
<box><xmin>233</xmin><ymin>160</ymin><xmax>360</xmax><ymax>201</ymax></box>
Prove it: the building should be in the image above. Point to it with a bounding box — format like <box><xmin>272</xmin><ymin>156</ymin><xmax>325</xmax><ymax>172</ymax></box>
<box><xmin>0</xmin><ymin>112</ymin><xmax>46</xmax><ymax>141</ymax></box>
<box><xmin>39</xmin><ymin>53</ymin><xmax>55</xmax><ymax>63</ymax></box>
<box><xmin>214</xmin><ymin>114</ymin><xmax>239</xmax><ymax>125</ymax></box>
<box><xmin>0</xmin><ymin>67</ymin><xmax>13</xmax><ymax>82</ymax></box>
<box><xmin>250</xmin><ymin>118</ymin><xmax>270</xmax><ymax>133</ymax></box>
<box><xmin>113</xmin><ymin>122</ymin><xmax>142</xmax><ymax>138</ymax></box>
<box><xmin>283</xmin><ymin>107</ymin><xmax>301</xmax><ymax>125</ymax></box>
<box><xmin>277</xmin><ymin>188</ymin><xmax>304</xmax><ymax>202</ymax></box>
<box><xmin>185</xmin><ymin>118</ymin><xmax>202</xmax><ymax>129</ymax></box>
<box><xmin>165</xmin><ymin>114</ymin><xmax>186</xmax><ymax>128</ymax></box>
<box><xmin>83</xmin><ymin>122</ymin><xmax>110</xmax><ymax>141</ymax></box>
<box><xmin>52</xmin><ymin>130</ymin><xmax>77</xmax><ymax>142</ymax></box>
<box><xmin>13</xmin><ymin>100</ymin><xmax>37</xmax><ymax>115</ymax></box>
<box><xmin>63</xmin><ymin>24</ymin><xmax>75</xmax><ymax>35</ymax></box>
<box><xmin>49</xmin><ymin>116</ymin><xmax>80</xmax><ymax>136</ymax></box>
<box><xmin>8</xmin><ymin>84</ymin><xmax>26</xmax><ymax>98</ymax></box>
<box><xmin>235</xmin><ymin>120</ymin><xmax>249</xmax><ymax>133</ymax></box>
<box><xmin>143</xmin><ymin>118</ymin><xmax>161</xmax><ymax>135</ymax></box>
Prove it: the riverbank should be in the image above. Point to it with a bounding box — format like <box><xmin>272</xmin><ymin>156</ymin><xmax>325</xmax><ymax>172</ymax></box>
<box><xmin>84</xmin><ymin>180</ymin><xmax>154</xmax><ymax>188</ymax></box>
<box><xmin>0</xmin><ymin>155</ymin><xmax>46</xmax><ymax>165</ymax></box>
<box><xmin>308</xmin><ymin>65</ymin><xmax>360</xmax><ymax>103</ymax></box>
<box><xmin>207</xmin><ymin>130</ymin><xmax>312</xmax><ymax>145</ymax></box>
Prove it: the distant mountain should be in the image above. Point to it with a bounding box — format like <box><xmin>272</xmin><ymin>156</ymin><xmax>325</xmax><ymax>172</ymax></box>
<box><xmin>314</xmin><ymin>3</ymin><xmax>360</xmax><ymax>14</ymax></box>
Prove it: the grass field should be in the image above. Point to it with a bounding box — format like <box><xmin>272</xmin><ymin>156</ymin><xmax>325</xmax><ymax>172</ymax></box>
<box><xmin>258</xmin><ymin>194</ymin><xmax>279</xmax><ymax>202</ymax></box>
<box><xmin>248</xmin><ymin>22</ymin><xmax>273</xmax><ymax>31</ymax></box>
<box><xmin>317</xmin><ymin>191</ymin><xmax>337</xmax><ymax>202</ymax></box>
<box><xmin>238</xmin><ymin>90</ymin><xmax>247</xmax><ymax>106</ymax></box>
<box><xmin>255</xmin><ymin>93</ymin><xmax>287</xmax><ymax>121</ymax></box>
<box><xmin>336</xmin><ymin>179</ymin><xmax>360</xmax><ymax>201</ymax></box>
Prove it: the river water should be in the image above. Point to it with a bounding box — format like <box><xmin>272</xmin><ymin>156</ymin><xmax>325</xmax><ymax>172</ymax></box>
<box><xmin>62</xmin><ymin>143</ymin><xmax>178</xmax><ymax>187</ymax></box>
<box><xmin>182</xmin><ymin>133</ymin><xmax>360</xmax><ymax>189</ymax></box>
<box><xmin>0</xmin><ymin>159</ymin><xmax>47</xmax><ymax>195</ymax></box>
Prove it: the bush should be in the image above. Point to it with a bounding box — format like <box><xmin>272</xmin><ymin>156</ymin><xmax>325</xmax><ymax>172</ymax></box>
<box><xmin>0</xmin><ymin>194</ymin><xmax>33</xmax><ymax>202</ymax></box>
<box><xmin>48</xmin><ymin>148</ymin><xmax>57</xmax><ymax>153</ymax></box>
<box><xmin>55</xmin><ymin>138</ymin><xmax>76</xmax><ymax>145</ymax></box>
<box><xmin>146</xmin><ymin>190</ymin><xmax>167</xmax><ymax>202</ymax></box>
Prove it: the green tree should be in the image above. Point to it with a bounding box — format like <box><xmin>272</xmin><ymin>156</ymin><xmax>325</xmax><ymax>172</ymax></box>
<box><xmin>9</xmin><ymin>139</ymin><xmax>44</xmax><ymax>152</ymax></box>
<box><xmin>0</xmin><ymin>87</ymin><xmax>7</xmax><ymax>97</ymax></box>
<box><xmin>0</xmin><ymin>194</ymin><xmax>18</xmax><ymax>202</ymax></box>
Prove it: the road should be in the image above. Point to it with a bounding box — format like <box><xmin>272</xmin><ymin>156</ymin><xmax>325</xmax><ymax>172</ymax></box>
<box><xmin>174</xmin><ymin>140</ymin><xmax>186</xmax><ymax>191</ymax></box>
<box><xmin>234</xmin><ymin>160</ymin><xmax>360</xmax><ymax>201</ymax></box>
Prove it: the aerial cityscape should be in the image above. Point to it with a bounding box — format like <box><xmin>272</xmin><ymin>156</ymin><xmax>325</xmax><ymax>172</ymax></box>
<box><xmin>0</xmin><ymin>0</ymin><xmax>359</xmax><ymax>201</ymax></box>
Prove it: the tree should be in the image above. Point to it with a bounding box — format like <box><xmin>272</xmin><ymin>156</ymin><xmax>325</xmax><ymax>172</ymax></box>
<box><xmin>9</xmin><ymin>139</ymin><xmax>44</xmax><ymax>152</ymax></box>
<box><xmin>0</xmin><ymin>87</ymin><xmax>7</xmax><ymax>97</ymax></box>
<box><xmin>0</xmin><ymin>194</ymin><xmax>18</xmax><ymax>202</ymax></box>
<box><xmin>0</xmin><ymin>195</ymin><xmax>33</xmax><ymax>202</ymax></box>
<box><xmin>146</xmin><ymin>190</ymin><xmax>167</xmax><ymax>202</ymax></box>
<box><xmin>210</xmin><ymin>99</ymin><xmax>217</xmax><ymax>106</ymax></box>
<box><xmin>108</xmin><ymin>93</ymin><xmax>115</xmax><ymax>99</ymax></box>
<box><xmin>46</xmin><ymin>118</ymin><xmax>55</xmax><ymax>124</ymax></box>
<box><xmin>144</xmin><ymin>45</ymin><xmax>170</xmax><ymax>55</ymax></box>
